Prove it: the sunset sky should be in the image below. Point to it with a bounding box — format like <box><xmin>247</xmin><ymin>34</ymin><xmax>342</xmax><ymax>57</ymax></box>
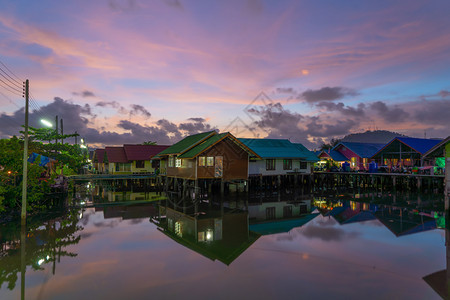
<box><xmin>0</xmin><ymin>0</ymin><xmax>449</xmax><ymax>148</ymax></box>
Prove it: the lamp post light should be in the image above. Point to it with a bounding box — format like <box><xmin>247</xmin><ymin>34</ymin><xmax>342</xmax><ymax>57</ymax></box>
<box><xmin>40</xmin><ymin>119</ymin><xmax>53</xmax><ymax>128</ymax></box>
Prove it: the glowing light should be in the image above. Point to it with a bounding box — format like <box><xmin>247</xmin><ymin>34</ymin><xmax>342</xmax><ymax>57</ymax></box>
<box><xmin>46</xmin><ymin>255</ymin><xmax>50</xmax><ymax>260</ymax></box>
<box><xmin>40</xmin><ymin>119</ymin><xmax>53</xmax><ymax>127</ymax></box>
<box><xmin>38</xmin><ymin>259</ymin><xmax>45</xmax><ymax>265</ymax></box>
<box><xmin>80</xmin><ymin>145</ymin><xmax>87</xmax><ymax>149</ymax></box>
<box><xmin>206</xmin><ymin>229</ymin><xmax>213</xmax><ymax>241</ymax></box>
<box><xmin>7</xmin><ymin>170</ymin><xmax>11</xmax><ymax>175</ymax></box>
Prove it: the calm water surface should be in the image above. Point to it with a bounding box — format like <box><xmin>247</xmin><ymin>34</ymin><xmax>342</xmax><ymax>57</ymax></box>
<box><xmin>0</xmin><ymin>192</ymin><xmax>447</xmax><ymax>300</ymax></box>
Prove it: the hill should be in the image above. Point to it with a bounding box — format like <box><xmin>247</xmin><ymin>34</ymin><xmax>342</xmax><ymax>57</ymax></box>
<box><xmin>341</xmin><ymin>130</ymin><xmax>407</xmax><ymax>144</ymax></box>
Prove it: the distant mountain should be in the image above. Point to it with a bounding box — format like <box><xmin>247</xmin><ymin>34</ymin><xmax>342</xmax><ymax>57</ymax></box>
<box><xmin>341</xmin><ymin>130</ymin><xmax>407</xmax><ymax>144</ymax></box>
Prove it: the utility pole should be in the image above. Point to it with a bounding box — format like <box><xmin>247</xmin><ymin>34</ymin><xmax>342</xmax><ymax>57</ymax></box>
<box><xmin>55</xmin><ymin>115</ymin><xmax>58</xmax><ymax>144</ymax></box>
<box><xmin>60</xmin><ymin>118</ymin><xmax>64</xmax><ymax>144</ymax></box>
<box><xmin>21</xmin><ymin>79</ymin><xmax>29</xmax><ymax>224</ymax></box>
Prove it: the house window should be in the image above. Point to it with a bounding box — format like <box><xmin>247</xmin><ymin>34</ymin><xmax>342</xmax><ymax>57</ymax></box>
<box><xmin>266</xmin><ymin>207</ymin><xmax>276</xmax><ymax>220</ymax></box>
<box><xmin>266</xmin><ymin>159</ymin><xmax>276</xmax><ymax>171</ymax></box>
<box><xmin>198</xmin><ymin>157</ymin><xmax>206</xmax><ymax>166</ymax></box>
<box><xmin>283</xmin><ymin>206</ymin><xmax>292</xmax><ymax>218</ymax></box>
<box><xmin>136</xmin><ymin>160</ymin><xmax>145</xmax><ymax>168</ymax></box>
<box><xmin>283</xmin><ymin>159</ymin><xmax>292</xmax><ymax>170</ymax></box>
<box><xmin>206</xmin><ymin>157</ymin><xmax>214</xmax><ymax>167</ymax></box>
<box><xmin>168</xmin><ymin>156</ymin><xmax>174</xmax><ymax>168</ymax></box>
<box><xmin>115</xmin><ymin>163</ymin><xmax>132</xmax><ymax>172</ymax></box>
<box><xmin>175</xmin><ymin>158</ymin><xmax>182</xmax><ymax>168</ymax></box>
<box><xmin>300</xmin><ymin>161</ymin><xmax>307</xmax><ymax>169</ymax></box>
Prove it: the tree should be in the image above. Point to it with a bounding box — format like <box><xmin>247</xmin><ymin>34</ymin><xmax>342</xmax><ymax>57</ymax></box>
<box><xmin>142</xmin><ymin>141</ymin><xmax>157</xmax><ymax>145</ymax></box>
<box><xmin>320</xmin><ymin>138</ymin><xmax>341</xmax><ymax>151</ymax></box>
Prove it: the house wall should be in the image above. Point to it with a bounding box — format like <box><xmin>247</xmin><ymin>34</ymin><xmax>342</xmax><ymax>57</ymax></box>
<box><xmin>446</xmin><ymin>143</ymin><xmax>450</xmax><ymax>196</ymax></box>
<box><xmin>197</xmin><ymin>138</ymin><xmax>249</xmax><ymax>180</ymax></box>
<box><xmin>166</xmin><ymin>138</ymin><xmax>249</xmax><ymax>180</ymax></box>
<box><xmin>247</xmin><ymin>200</ymin><xmax>311</xmax><ymax>221</ymax></box>
<box><xmin>248</xmin><ymin>159</ymin><xmax>311</xmax><ymax>176</ymax></box>
<box><xmin>335</xmin><ymin>146</ymin><xmax>362</xmax><ymax>170</ymax></box>
<box><xmin>108</xmin><ymin>162</ymin><xmax>132</xmax><ymax>174</ymax></box>
<box><xmin>166</xmin><ymin>157</ymin><xmax>196</xmax><ymax>179</ymax></box>
<box><xmin>130</xmin><ymin>160</ymin><xmax>155</xmax><ymax>173</ymax></box>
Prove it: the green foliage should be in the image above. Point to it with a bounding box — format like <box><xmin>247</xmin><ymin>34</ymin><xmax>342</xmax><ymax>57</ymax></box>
<box><xmin>143</xmin><ymin>141</ymin><xmax>157</xmax><ymax>145</ymax></box>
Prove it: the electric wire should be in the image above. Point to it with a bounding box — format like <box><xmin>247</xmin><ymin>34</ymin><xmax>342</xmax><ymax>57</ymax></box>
<box><xmin>0</xmin><ymin>66</ymin><xmax>23</xmax><ymax>89</ymax></box>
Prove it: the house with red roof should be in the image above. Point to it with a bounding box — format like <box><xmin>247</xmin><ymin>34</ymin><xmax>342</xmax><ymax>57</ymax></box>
<box><xmin>92</xmin><ymin>149</ymin><xmax>106</xmax><ymax>173</ymax></box>
<box><xmin>100</xmin><ymin>144</ymin><xmax>169</xmax><ymax>174</ymax></box>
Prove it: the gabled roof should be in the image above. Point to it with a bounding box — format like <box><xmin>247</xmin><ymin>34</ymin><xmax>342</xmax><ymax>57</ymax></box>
<box><xmin>104</xmin><ymin>147</ymin><xmax>128</xmax><ymax>163</ymax></box>
<box><xmin>157</xmin><ymin>131</ymin><xmax>216</xmax><ymax>156</ymax></box>
<box><xmin>239</xmin><ymin>138</ymin><xmax>316</xmax><ymax>160</ymax></box>
<box><xmin>249</xmin><ymin>213</ymin><xmax>319</xmax><ymax>235</ymax></box>
<box><xmin>292</xmin><ymin>143</ymin><xmax>319</xmax><ymax>162</ymax></box>
<box><xmin>334</xmin><ymin>142</ymin><xmax>385</xmax><ymax>159</ymax></box>
<box><xmin>422</xmin><ymin>136</ymin><xmax>450</xmax><ymax>158</ymax></box>
<box><xmin>372</xmin><ymin>137</ymin><xmax>443</xmax><ymax>158</ymax></box>
<box><xmin>179</xmin><ymin>132</ymin><xmax>260</xmax><ymax>159</ymax></box>
<box><xmin>317</xmin><ymin>149</ymin><xmax>348</xmax><ymax>162</ymax></box>
<box><xmin>123</xmin><ymin>144</ymin><xmax>170</xmax><ymax>161</ymax></box>
<box><xmin>94</xmin><ymin>149</ymin><xmax>105</xmax><ymax>163</ymax></box>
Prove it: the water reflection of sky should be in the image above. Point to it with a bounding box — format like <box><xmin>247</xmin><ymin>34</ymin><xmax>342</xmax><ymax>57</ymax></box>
<box><xmin>1</xmin><ymin>207</ymin><xmax>445</xmax><ymax>300</ymax></box>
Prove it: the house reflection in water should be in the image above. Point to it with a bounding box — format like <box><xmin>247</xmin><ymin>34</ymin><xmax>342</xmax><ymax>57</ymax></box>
<box><xmin>151</xmin><ymin>202</ymin><xmax>260</xmax><ymax>265</ymax></box>
<box><xmin>247</xmin><ymin>199</ymin><xmax>319</xmax><ymax>235</ymax></box>
<box><xmin>423</xmin><ymin>215</ymin><xmax>450</xmax><ymax>299</ymax></box>
<box><xmin>95</xmin><ymin>203</ymin><xmax>158</xmax><ymax>220</ymax></box>
<box><xmin>374</xmin><ymin>205</ymin><xmax>437</xmax><ymax>237</ymax></box>
<box><xmin>327</xmin><ymin>201</ymin><xmax>377</xmax><ymax>225</ymax></box>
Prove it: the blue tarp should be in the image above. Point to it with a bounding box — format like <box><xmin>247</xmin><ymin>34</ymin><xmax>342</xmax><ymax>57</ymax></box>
<box><xmin>27</xmin><ymin>152</ymin><xmax>51</xmax><ymax>167</ymax></box>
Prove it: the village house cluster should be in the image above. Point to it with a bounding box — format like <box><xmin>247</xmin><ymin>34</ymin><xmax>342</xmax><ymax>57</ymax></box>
<box><xmin>91</xmin><ymin>131</ymin><xmax>449</xmax><ymax>197</ymax></box>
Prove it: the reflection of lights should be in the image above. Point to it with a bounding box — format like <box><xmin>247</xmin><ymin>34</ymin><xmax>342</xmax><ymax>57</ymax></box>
<box><xmin>38</xmin><ymin>259</ymin><xmax>45</xmax><ymax>265</ymax></box>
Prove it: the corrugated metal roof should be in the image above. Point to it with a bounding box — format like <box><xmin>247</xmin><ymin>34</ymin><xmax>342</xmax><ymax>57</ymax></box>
<box><xmin>317</xmin><ymin>149</ymin><xmax>348</xmax><ymax>162</ymax></box>
<box><xmin>372</xmin><ymin>137</ymin><xmax>443</xmax><ymax>157</ymax></box>
<box><xmin>157</xmin><ymin>131</ymin><xmax>216</xmax><ymax>156</ymax></box>
<box><xmin>335</xmin><ymin>142</ymin><xmax>385</xmax><ymax>158</ymax></box>
<box><xmin>94</xmin><ymin>149</ymin><xmax>105</xmax><ymax>163</ymax></box>
<box><xmin>396</xmin><ymin>137</ymin><xmax>442</xmax><ymax>155</ymax></box>
<box><xmin>123</xmin><ymin>144</ymin><xmax>169</xmax><ymax>161</ymax></box>
<box><xmin>423</xmin><ymin>136</ymin><xmax>450</xmax><ymax>158</ymax></box>
<box><xmin>292</xmin><ymin>143</ymin><xmax>319</xmax><ymax>162</ymax></box>
<box><xmin>239</xmin><ymin>138</ymin><xmax>316</xmax><ymax>160</ymax></box>
<box><xmin>105</xmin><ymin>147</ymin><xmax>128</xmax><ymax>163</ymax></box>
<box><xmin>178</xmin><ymin>133</ymin><xmax>228</xmax><ymax>158</ymax></box>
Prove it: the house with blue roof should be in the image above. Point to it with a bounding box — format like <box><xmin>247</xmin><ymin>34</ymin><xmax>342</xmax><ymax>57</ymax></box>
<box><xmin>371</xmin><ymin>137</ymin><xmax>442</xmax><ymax>169</ymax></box>
<box><xmin>315</xmin><ymin>149</ymin><xmax>349</xmax><ymax>169</ymax></box>
<box><xmin>333</xmin><ymin>142</ymin><xmax>384</xmax><ymax>171</ymax></box>
<box><xmin>239</xmin><ymin>138</ymin><xmax>318</xmax><ymax>176</ymax></box>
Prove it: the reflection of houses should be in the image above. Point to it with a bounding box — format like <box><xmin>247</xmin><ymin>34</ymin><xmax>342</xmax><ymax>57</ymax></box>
<box><xmin>422</xmin><ymin>220</ymin><xmax>450</xmax><ymax>299</ymax></box>
<box><xmin>371</xmin><ymin>137</ymin><xmax>442</xmax><ymax>169</ymax></box>
<box><xmin>152</xmin><ymin>203</ymin><xmax>260</xmax><ymax>265</ymax></box>
<box><xmin>247</xmin><ymin>199</ymin><xmax>318</xmax><ymax>235</ymax></box>
<box><xmin>333</xmin><ymin>142</ymin><xmax>384</xmax><ymax>171</ymax></box>
<box><xmin>102</xmin><ymin>191</ymin><xmax>166</xmax><ymax>202</ymax></box>
<box><xmin>327</xmin><ymin>201</ymin><xmax>377</xmax><ymax>225</ymax></box>
<box><xmin>374</xmin><ymin>206</ymin><xmax>436</xmax><ymax>237</ymax></box>
<box><xmin>239</xmin><ymin>138</ymin><xmax>318</xmax><ymax>176</ymax></box>
<box><xmin>95</xmin><ymin>203</ymin><xmax>158</xmax><ymax>220</ymax></box>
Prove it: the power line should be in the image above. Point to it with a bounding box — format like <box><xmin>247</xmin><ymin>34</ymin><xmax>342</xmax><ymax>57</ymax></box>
<box><xmin>0</xmin><ymin>77</ymin><xmax>23</xmax><ymax>95</ymax></box>
<box><xmin>0</xmin><ymin>66</ymin><xmax>23</xmax><ymax>88</ymax></box>
<box><xmin>0</xmin><ymin>59</ymin><xmax>24</xmax><ymax>83</ymax></box>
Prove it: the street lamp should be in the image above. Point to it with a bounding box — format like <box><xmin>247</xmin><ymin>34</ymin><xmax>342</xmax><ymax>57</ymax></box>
<box><xmin>40</xmin><ymin>119</ymin><xmax>53</xmax><ymax>127</ymax></box>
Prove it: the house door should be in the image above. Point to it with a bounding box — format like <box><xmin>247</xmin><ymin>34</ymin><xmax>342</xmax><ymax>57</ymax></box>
<box><xmin>215</xmin><ymin>156</ymin><xmax>223</xmax><ymax>178</ymax></box>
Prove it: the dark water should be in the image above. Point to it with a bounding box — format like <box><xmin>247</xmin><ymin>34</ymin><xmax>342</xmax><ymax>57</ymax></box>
<box><xmin>0</xmin><ymin>188</ymin><xmax>448</xmax><ymax>300</ymax></box>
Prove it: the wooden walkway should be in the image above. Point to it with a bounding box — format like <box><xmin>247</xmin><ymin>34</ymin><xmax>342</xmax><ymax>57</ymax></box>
<box><xmin>69</xmin><ymin>173</ymin><xmax>157</xmax><ymax>181</ymax></box>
